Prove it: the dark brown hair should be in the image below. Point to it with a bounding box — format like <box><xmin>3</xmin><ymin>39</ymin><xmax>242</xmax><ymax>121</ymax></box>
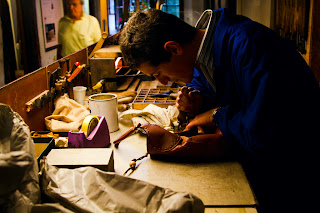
<box><xmin>119</xmin><ymin>9</ymin><xmax>197</xmax><ymax>69</ymax></box>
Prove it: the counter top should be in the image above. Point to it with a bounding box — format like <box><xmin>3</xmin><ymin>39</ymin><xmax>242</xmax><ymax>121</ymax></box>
<box><xmin>110</xmin><ymin>123</ymin><xmax>257</xmax><ymax>209</ymax></box>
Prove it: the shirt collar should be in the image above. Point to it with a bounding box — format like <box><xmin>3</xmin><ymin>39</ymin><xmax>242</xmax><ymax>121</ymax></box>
<box><xmin>195</xmin><ymin>10</ymin><xmax>213</xmax><ymax>64</ymax></box>
<box><xmin>195</xmin><ymin>10</ymin><xmax>220</xmax><ymax>66</ymax></box>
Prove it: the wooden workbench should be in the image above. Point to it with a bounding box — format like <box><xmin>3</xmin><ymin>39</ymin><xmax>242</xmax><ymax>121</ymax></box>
<box><xmin>110</xmin><ymin>123</ymin><xmax>258</xmax><ymax>213</ymax></box>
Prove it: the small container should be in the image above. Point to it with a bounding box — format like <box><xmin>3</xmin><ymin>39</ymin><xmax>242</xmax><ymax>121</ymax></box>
<box><xmin>73</xmin><ymin>86</ymin><xmax>87</xmax><ymax>105</ymax></box>
<box><xmin>88</xmin><ymin>93</ymin><xmax>119</xmax><ymax>133</ymax></box>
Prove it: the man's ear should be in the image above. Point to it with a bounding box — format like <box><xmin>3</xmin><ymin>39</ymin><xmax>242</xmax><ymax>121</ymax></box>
<box><xmin>164</xmin><ymin>41</ymin><xmax>183</xmax><ymax>55</ymax></box>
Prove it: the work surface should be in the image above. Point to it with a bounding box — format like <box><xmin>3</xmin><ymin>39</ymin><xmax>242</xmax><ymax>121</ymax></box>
<box><xmin>110</xmin><ymin>123</ymin><xmax>257</xmax><ymax>212</ymax></box>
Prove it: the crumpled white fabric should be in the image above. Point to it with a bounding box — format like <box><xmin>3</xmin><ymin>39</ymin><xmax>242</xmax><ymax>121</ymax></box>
<box><xmin>119</xmin><ymin>104</ymin><xmax>179</xmax><ymax>131</ymax></box>
<box><xmin>45</xmin><ymin>94</ymin><xmax>90</xmax><ymax>132</ymax></box>
<box><xmin>40</xmin><ymin>159</ymin><xmax>204</xmax><ymax>213</ymax></box>
<box><xmin>0</xmin><ymin>104</ymin><xmax>41</xmax><ymax>210</ymax></box>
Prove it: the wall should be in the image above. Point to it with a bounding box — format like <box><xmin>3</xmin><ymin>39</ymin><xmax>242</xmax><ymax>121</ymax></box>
<box><xmin>0</xmin><ymin>0</ymin><xmax>55</xmax><ymax>86</ymax></box>
<box><xmin>183</xmin><ymin>0</ymin><xmax>273</xmax><ymax>28</ymax></box>
<box><xmin>36</xmin><ymin>0</ymin><xmax>63</xmax><ymax>67</ymax></box>
<box><xmin>237</xmin><ymin>0</ymin><xmax>273</xmax><ymax>28</ymax></box>
<box><xmin>0</xmin><ymin>0</ymin><xmax>98</xmax><ymax>87</ymax></box>
<box><xmin>0</xmin><ymin>0</ymin><xmax>19</xmax><ymax>87</ymax></box>
<box><xmin>36</xmin><ymin>0</ymin><xmax>96</xmax><ymax>67</ymax></box>
<box><xmin>308</xmin><ymin>0</ymin><xmax>319</xmax><ymax>82</ymax></box>
<box><xmin>183</xmin><ymin>0</ymin><xmax>204</xmax><ymax>26</ymax></box>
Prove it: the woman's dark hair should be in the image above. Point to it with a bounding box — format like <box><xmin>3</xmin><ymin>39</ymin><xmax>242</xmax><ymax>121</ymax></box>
<box><xmin>119</xmin><ymin>9</ymin><xmax>197</xmax><ymax>69</ymax></box>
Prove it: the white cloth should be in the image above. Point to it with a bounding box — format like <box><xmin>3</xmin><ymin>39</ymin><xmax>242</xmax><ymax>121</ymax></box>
<box><xmin>40</xmin><ymin>159</ymin><xmax>204</xmax><ymax>213</ymax></box>
<box><xmin>45</xmin><ymin>94</ymin><xmax>90</xmax><ymax>132</ymax></box>
<box><xmin>119</xmin><ymin>104</ymin><xmax>179</xmax><ymax>131</ymax></box>
<box><xmin>0</xmin><ymin>104</ymin><xmax>40</xmax><ymax>209</ymax></box>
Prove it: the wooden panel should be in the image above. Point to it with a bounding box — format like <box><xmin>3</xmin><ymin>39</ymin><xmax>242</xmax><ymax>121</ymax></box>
<box><xmin>100</xmin><ymin>0</ymin><xmax>109</xmax><ymax>33</ymax></box>
<box><xmin>49</xmin><ymin>48</ymin><xmax>88</xmax><ymax>76</ymax></box>
<box><xmin>301</xmin><ymin>0</ymin><xmax>312</xmax><ymax>67</ymax></box>
<box><xmin>49</xmin><ymin>49</ymin><xmax>90</xmax><ymax>100</ymax></box>
<box><xmin>275</xmin><ymin>0</ymin><xmax>319</xmax><ymax>83</ymax></box>
<box><xmin>274</xmin><ymin>0</ymin><xmax>310</xmax><ymax>54</ymax></box>
<box><xmin>310</xmin><ymin>0</ymin><xmax>320</xmax><ymax>82</ymax></box>
<box><xmin>93</xmin><ymin>45</ymin><xmax>121</xmax><ymax>58</ymax></box>
<box><xmin>0</xmin><ymin>44</ymin><xmax>116</xmax><ymax>131</ymax></box>
<box><xmin>66</xmin><ymin>49</ymin><xmax>89</xmax><ymax>87</ymax></box>
<box><xmin>0</xmin><ymin>67</ymin><xmax>49</xmax><ymax>130</ymax></box>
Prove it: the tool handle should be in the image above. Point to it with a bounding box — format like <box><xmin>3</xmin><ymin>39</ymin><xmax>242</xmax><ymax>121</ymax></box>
<box><xmin>65</xmin><ymin>58</ymin><xmax>70</xmax><ymax>71</ymax></box>
<box><xmin>113</xmin><ymin>126</ymin><xmax>135</xmax><ymax>145</ymax></box>
<box><xmin>67</xmin><ymin>65</ymin><xmax>83</xmax><ymax>82</ymax></box>
<box><xmin>113</xmin><ymin>123</ymin><xmax>141</xmax><ymax>145</ymax></box>
<box><xmin>178</xmin><ymin>87</ymin><xmax>193</xmax><ymax>124</ymax></box>
<box><xmin>71</xmin><ymin>61</ymin><xmax>80</xmax><ymax>74</ymax></box>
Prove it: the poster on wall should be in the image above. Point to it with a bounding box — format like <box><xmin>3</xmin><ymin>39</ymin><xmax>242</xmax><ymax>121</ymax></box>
<box><xmin>40</xmin><ymin>0</ymin><xmax>64</xmax><ymax>51</ymax></box>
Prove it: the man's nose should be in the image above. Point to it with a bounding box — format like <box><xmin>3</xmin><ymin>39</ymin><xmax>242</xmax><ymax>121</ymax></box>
<box><xmin>155</xmin><ymin>75</ymin><xmax>169</xmax><ymax>85</ymax></box>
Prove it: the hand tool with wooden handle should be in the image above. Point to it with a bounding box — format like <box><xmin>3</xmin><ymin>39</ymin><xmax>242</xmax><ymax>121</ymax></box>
<box><xmin>113</xmin><ymin>123</ymin><xmax>141</xmax><ymax>146</ymax></box>
<box><xmin>67</xmin><ymin>64</ymin><xmax>84</xmax><ymax>82</ymax></box>
<box><xmin>177</xmin><ymin>87</ymin><xmax>194</xmax><ymax>126</ymax></box>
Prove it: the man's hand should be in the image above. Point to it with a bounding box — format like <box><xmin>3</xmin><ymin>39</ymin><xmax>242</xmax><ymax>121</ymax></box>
<box><xmin>184</xmin><ymin>108</ymin><xmax>218</xmax><ymax>131</ymax></box>
<box><xmin>176</xmin><ymin>86</ymin><xmax>203</xmax><ymax>116</ymax></box>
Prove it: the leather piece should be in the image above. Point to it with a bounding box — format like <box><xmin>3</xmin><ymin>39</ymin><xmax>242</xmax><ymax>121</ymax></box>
<box><xmin>142</xmin><ymin>124</ymin><xmax>182</xmax><ymax>152</ymax></box>
<box><xmin>142</xmin><ymin>124</ymin><xmax>228</xmax><ymax>159</ymax></box>
<box><xmin>169</xmin><ymin>134</ymin><xmax>227</xmax><ymax>158</ymax></box>
<box><xmin>114</xmin><ymin>123</ymin><xmax>229</xmax><ymax>159</ymax></box>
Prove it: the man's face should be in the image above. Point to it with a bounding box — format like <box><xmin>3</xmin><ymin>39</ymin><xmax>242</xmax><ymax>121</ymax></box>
<box><xmin>67</xmin><ymin>0</ymin><xmax>83</xmax><ymax>20</ymax></box>
<box><xmin>138</xmin><ymin>54</ymin><xmax>194</xmax><ymax>85</ymax></box>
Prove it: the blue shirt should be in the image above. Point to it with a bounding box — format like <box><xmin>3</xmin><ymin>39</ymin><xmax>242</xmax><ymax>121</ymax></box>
<box><xmin>187</xmin><ymin>8</ymin><xmax>320</xmax><ymax>159</ymax></box>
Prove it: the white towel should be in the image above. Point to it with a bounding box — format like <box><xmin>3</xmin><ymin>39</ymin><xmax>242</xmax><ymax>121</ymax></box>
<box><xmin>119</xmin><ymin>104</ymin><xmax>179</xmax><ymax>131</ymax></box>
<box><xmin>45</xmin><ymin>94</ymin><xmax>90</xmax><ymax>132</ymax></box>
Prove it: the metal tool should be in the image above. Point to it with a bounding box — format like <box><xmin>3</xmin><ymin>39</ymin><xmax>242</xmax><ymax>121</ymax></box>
<box><xmin>150</xmin><ymin>89</ymin><xmax>174</xmax><ymax>98</ymax></box>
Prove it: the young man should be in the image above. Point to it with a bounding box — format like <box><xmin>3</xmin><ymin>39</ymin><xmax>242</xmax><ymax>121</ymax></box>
<box><xmin>119</xmin><ymin>8</ymin><xmax>320</xmax><ymax>212</ymax></box>
<box><xmin>58</xmin><ymin>0</ymin><xmax>101</xmax><ymax>58</ymax></box>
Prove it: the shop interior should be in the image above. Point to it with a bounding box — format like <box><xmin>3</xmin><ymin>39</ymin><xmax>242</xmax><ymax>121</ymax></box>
<box><xmin>0</xmin><ymin>0</ymin><xmax>319</xmax><ymax>212</ymax></box>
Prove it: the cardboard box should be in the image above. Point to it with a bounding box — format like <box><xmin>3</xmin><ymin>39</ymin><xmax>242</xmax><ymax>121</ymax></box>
<box><xmin>46</xmin><ymin>148</ymin><xmax>114</xmax><ymax>172</ymax></box>
<box><xmin>32</xmin><ymin>131</ymin><xmax>68</xmax><ymax>157</ymax></box>
<box><xmin>89</xmin><ymin>57</ymin><xmax>117</xmax><ymax>90</ymax></box>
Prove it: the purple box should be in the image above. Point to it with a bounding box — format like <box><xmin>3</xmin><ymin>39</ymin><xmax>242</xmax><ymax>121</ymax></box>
<box><xmin>68</xmin><ymin>116</ymin><xmax>110</xmax><ymax>148</ymax></box>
